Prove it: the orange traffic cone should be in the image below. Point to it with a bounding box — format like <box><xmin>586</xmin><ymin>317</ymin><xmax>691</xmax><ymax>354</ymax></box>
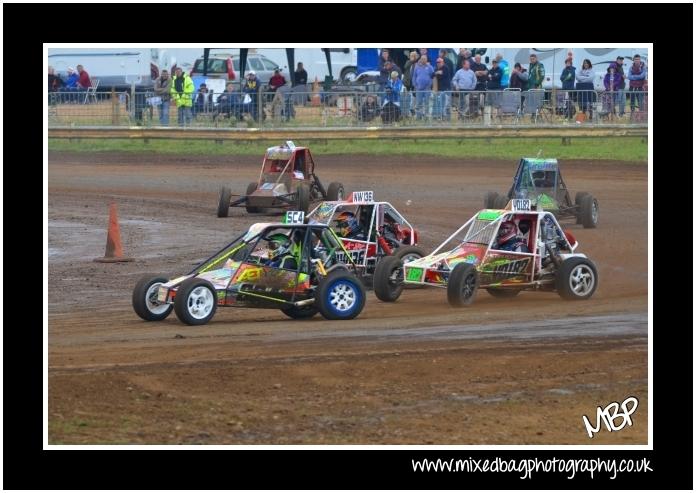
<box><xmin>94</xmin><ymin>203</ymin><xmax>134</xmax><ymax>262</ymax></box>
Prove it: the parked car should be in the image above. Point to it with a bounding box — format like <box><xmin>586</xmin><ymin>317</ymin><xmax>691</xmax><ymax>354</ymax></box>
<box><xmin>190</xmin><ymin>53</ymin><xmax>283</xmax><ymax>85</ymax></box>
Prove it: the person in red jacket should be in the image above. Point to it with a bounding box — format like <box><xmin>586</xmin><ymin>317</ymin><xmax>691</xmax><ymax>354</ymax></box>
<box><xmin>76</xmin><ymin>64</ymin><xmax>92</xmax><ymax>88</ymax></box>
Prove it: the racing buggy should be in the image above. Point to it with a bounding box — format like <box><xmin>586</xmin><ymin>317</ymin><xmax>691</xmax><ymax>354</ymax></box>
<box><xmin>133</xmin><ymin>212</ymin><xmax>365</xmax><ymax>325</ymax></box>
<box><xmin>217</xmin><ymin>141</ymin><xmax>345</xmax><ymax>217</ymax></box>
<box><xmin>374</xmin><ymin>198</ymin><xmax>598</xmax><ymax>306</ymax></box>
<box><xmin>307</xmin><ymin>190</ymin><xmax>425</xmax><ymax>284</ymax></box>
<box><xmin>484</xmin><ymin>158</ymin><xmax>599</xmax><ymax>228</ymax></box>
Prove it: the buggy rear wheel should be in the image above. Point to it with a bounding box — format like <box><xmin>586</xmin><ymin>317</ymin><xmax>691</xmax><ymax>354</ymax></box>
<box><xmin>281</xmin><ymin>305</ymin><xmax>319</xmax><ymax>319</ymax></box>
<box><xmin>217</xmin><ymin>186</ymin><xmax>231</xmax><ymax>217</ymax></box>
<box><xmin>484</xmin><ymin>191</ymin><xmax>499</xmax><ymax>209</ymax></box>
<box><xmin>579</xmin><ymin>194</ymin><xmax>598</xmax><ymax>228</ymax></box>
<box><xmin>574</xmin><ymin>191</ymin><xmax>589</xmax><ymax>223</ymax></box>
<box><xmin>245</xmin><ymin>182</ymin><xmax>261</xmax><ymax>213</ymax></box>
<box><xmin>326</xmin><ymin>182</ymin><xmax>345</xmax><ymax>201</ymax></box>
<box><xmin>296</xmin><ymin>183</ymin><xmax>310</xmax><ymax>214</ymax></box>
<box><xmin>132</xmin><ymin>275</ymin><xmax>173</xmax><ymax>321</ymax></box>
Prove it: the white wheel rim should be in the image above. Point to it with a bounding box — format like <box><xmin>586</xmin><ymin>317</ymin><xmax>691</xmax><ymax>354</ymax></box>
<box><xmin>145</xmin><ymin>283</ymin><xmax>170</xmax><ymax>315</ymax></box>
<box><xmin>569</xmin><ymin>265</ymin><xmax>595</xmax><ymax>296</ymax></box>
<box><xmin>187</xmin><ymin>286</ymin><xmax>215</xmax><ymax>319</ymax></box>
<box><xmin>329</xmin><ymin>282</ymin><xmax>357</xmax><ymax>312</ymax></box>
<box><xmin>337</xmin><ymin>188</ymin><xmax>344</xmax><ymax>200</ymax></box>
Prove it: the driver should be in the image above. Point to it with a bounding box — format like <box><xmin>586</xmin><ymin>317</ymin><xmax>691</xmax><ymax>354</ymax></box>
<box><xmin>265</xmin><ymin>233</ymin><xmax>298</xmax><ymax>269</ymax></box>
<box><xmin>334</xmin><ymin>211</ymin><xmax>366</xmax><ymax>240</ymax></box>
<box><xmin>495</xmin><ymin>220</ymin><xmax>530</xmax><ymax>253</ymax></box>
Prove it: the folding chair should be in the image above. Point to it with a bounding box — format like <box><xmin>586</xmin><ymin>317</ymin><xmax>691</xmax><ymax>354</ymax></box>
<box><xmin>83</xmin><ymin>78</ymin><xmax>99</xmax><ymax>104</ymax></box>
<box><xmin>497</xmin><ymin>88</ymin><xmax>521</xmax><ymax>123</ymax></box>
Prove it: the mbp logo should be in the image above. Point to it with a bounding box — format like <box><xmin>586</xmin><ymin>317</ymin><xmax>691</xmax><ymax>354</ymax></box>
<box><xmin>582</xmin><ymin>396</ymin><xmax>639</xmax><ymax>438</ymax></box>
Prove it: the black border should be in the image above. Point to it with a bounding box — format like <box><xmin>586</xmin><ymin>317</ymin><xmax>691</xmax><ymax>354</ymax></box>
<box><xmin>8</xmin><ymin>1</ymin><xmax>692</xmax><ymax>489</ymax></box>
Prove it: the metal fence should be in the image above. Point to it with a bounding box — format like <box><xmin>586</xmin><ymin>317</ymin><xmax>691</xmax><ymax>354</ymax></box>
<box><xmin>47</xmin><ymin>88</ymin><xmax>649</xmax><ymax>128</ymax></box>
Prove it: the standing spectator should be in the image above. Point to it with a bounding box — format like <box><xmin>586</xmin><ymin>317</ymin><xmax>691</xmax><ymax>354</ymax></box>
<box><xmin>470</xmin><ymin>54</ymin><xmax>488</xmax><ymax>114</ymax></box>
<box><xmin>627</xmin><ymin>54</ymin><xmax>647</xmax><ymax>113</ymax></box>
<box><xmin>527</xmin><ymin>53</ymin><xmax>545</xmax><ymax>89</ymax></box>
<box><xmin>575</xmin><ymin>59</ymin><xmax>596</xmax><ymax>118</ymax></box>
<box><xmin>382</xmin><ymin>70</ymin><xmax>403</xmax><ymax>123</ymax></box>
<box><xmin>419</xmin><ymin>48</ymin><xmax>430</xmax><ymax>63</ymax></box>
<box><xmin>379</xmin><ymin>49</ymin><xmax>392</xmax><ymax>70</ymax></box>
<box><xmin>412</xmin><ymin>55</ymin><xmax>434</xmax><ymax>120</ymax></box>
<box><xmin>170</xmin><ymin>66</ymin><xmax>194</xmax><ymax>126</ymax></box>
<box><xmin>153</xmin><ymin>69</ymin><xmax>171</xmax><ymax>125</ymax></box>
<box><xmin>432</xmin><ymin>57</ymin><xmax>452</xmax><ymax>120</ymax></box>
<box><xmin>438</xmin><ymin>49</ymin><xmax>454</xmax><ymax>81</ymax></box>
<box><xmin>192</xmin><ymin>83</ymin><xmax>212</xmax><ymax>118</ymax></box>
<box><xmin>603</xmin><ymin>64</ymin><xmax>622</xmax><ymax>116</ymax></box>
<box><xmin>403</xmin><ymin>51</ymin><xmax>418</xmax><ymax>92</ymax></box>
<box><xmin>509</xmin><ymin>62</ymin><xmax>529</xmax><ymax>91</ymax></box>
<box><xmin>456</xmin><ymin>49</ymin><xmax>472</xmax><ymax>71</ymax></box>
<box><xmin>560</xmin><ymin>58</ymin><xmax>576</xmax><ymax>90</ymax></box>
<box><xmin>614</xmin><ymin>56</ymin><xmax>626</xmax><ymax>117</ymax></box>
<box><xmin>487</xmin><ymin>58</ymin><xmax>503</xmax><ymax>108</ymax></box>
<box><xmin>294</xmin><ymin>62</ymin><xmax>307</xmax><ymax>87</ymax></box>
<box><xmin>242</xmin><ymin>70</ymin><xmax>262</xmax><ymax>121</ymax></box>
<box><xmin>76</xmin><ymin>64</ymin><xmax>92</xmax><ymax>89</ymax></box>
<box><xmin>495</xmin><ymin>53</ymin><xmax>510</xmax><ymax>89</ymax></box>
<box><xmin>379</xmin><ymin>60</ymin><xmax>401</xmax><ymax>86</ymax></box>
<box><xmin>452</xmin><ymin>59</ymin><xmax>477</xmax><ymax>118</ymax></box>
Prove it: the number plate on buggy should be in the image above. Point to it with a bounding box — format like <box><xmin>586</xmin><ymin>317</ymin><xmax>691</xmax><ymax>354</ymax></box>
<box><xmin>405</xmin><ymin>267</ymin><xmax>423</xmax><ymax>282</ymax></box>
<box><xmin>512</xmin><ymin>199</ymin><xmax>531</xmax><ymax>211</ymax></box>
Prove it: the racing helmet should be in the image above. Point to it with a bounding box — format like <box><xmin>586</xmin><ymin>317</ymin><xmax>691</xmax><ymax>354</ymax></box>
<box><xmin>335</xmin><ymin>211</ymin><xmax>359</xmax><ymax>237</ymax></box>
<box><xmin>497</xmin><ymin>221</ymin><xmax>518</xmax><ymax>244</ymax></box>
<box><xmin>267</xmin><ymin>233</ymin><xmax>291</xmax><ymax>259</ymax></box>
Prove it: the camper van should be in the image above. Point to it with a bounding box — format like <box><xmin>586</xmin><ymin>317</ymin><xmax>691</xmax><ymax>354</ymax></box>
<box><xmin>47</xmin><ymin>48</ymin><xmax>202</xmax><ymax>91</ymax></box>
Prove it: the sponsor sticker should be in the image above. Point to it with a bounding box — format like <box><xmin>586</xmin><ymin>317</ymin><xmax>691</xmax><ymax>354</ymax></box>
<box><xmin>406</xmin><ymin>267</ymin><xmax>423</xmax><ymax>282</ymax></box>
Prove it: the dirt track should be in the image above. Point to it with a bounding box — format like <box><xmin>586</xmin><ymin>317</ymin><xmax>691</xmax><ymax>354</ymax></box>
<box><xmin>48</xmin><ymin>151</ymin><xmax>648</xmax><ymax>444</ymax></box>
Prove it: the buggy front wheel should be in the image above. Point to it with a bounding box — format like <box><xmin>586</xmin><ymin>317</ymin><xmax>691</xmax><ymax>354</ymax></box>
<box><xmin>315</xmin><ymin>271</ymin><xmax>365</xmax><ymax>320</ymax></box>
<box><xmin>217</xmin><ymin>186</ymin><xmax>231</xmax><ymax>217</ymax></box>
<box><xmin>132</xmin><ymin>275</ymin><xmax>173</xmax><ymax>321</ymax></box>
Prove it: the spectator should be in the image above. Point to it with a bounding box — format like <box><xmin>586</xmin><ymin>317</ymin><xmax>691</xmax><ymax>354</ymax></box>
<box><xmin>269</xmin><ymin>68</ymin><xmax>287</xmax><ymax>95</ymax></box>
<box><xmin>603</xmin><ymin>64</ymin><xmax>622</xmax><ymax>117</ymax></box>
<box><xmin>294</xmin><ymin>62</ymin><xmax>307</xmax><ymax>87</ymax></box>
<box><xmin>456</xmin><ymin>49</ymin><xmax>472</xmax><ymax>71</ymax></box>
<box><xmin>275</xmin><ymin>83</ymin><xmax>295</xmax><ymax>121</ymax></box>
<box><xmin>614</xmin><ymin>56</ymin><xmax>626</xmax><ymax>117</ymax></box>
<box><xmin>487</xmin><ymin>58</ymin><xmax>503</xmax><ymax>108</ymax></box>
<box><xmin>627</xmin><ymin>54</ymin><xmax>647</xmax><ymax>113</ymax></box>
<box><xmin>241</xmin><ymin>70</ymin><xmax>262</xmax><ymax>121</ymax></box>
<box><xmin>403</xmin><ymin>51</ymin><xmax>418</xmax><ymax>93</ymax></box>
<box><xmin>495</xmin><ymin>53</ymin><xmax>510</xmax><ymax>88</ymax></box>
<box><xmin>509</xmin><ymin>62</ymin><xmax>529</xmax><ymax>91</ymax></box>
<box><xmin>153</xmin><ymin>69</ymin><xmax>171</xmax><ymax>125</ymax></box>
<box><xmin>452</xmin><ymin>59</ymin><xmax>477</xmax><ymax>118</ymax></box>
<box><xmin>359</xmin><ymin>95</ymin><xmax>379</xmax><ymax>122</ymax></box>
<box><xmin>412</xmin><ymin>55</ymin><xmax>434</xmax><ymax>120</ymax></box>
<box><xmin>575</xmin><ymin>58</ymin><xmax>596</xmax><ymax>118</ymax></box>
<box><xmin>379</xmin><ymin>49</ymin><xmax>392</xmax><ymax>70</ymax></box>
<box><xmin>432</xmin><ymin>57</ymin><xmax>452</xmax><ymax>120</ymax></box>
<box><xmin>527</xmin><ymin>53</ymin><xmax>545</xmax><ymax>89</ymax></box>
<box><xmin>379</xmin><ymin>60</ymin><xmax>401</xmax><ymax>88</ymax></box>
<box><xmin>418</xmin><ymin>48</ymin><xmax>430</xmax><ymax>63</ymax></box>
<box><xmin>65</xmin><ymin>67</ymin><xmax>79</xmax><ymax>89</ymax></box>
<box><xmin>48</xmin><ymin>66</ymin><xmax>65</xmax><ymax>92</ymax></box>
<box><xmin>170</xmin><ymin>66</ymin><xmax>194</xmax><ymax>126</ymax></box>
<box><xmin>192</xmin><ymin>83</ymin><xmax>213</xmax><ymax>118</ymax></box>
<box><xmin>382</xmin><ymin>70</ymin><xmax>403</xmax><ymax>123</ymax></box>
<box><xmin>470</xmin><ymin>54</ymin><xmax>488</xmax><ymax>114</ymax></box>
<box><xmin>76</xmin><ymin>64</ymin><xmax>92</xmax><ymax>89</ymax></box>
<box><xmin>215</xmin><ymin>82</ymin><xmax>239</xmax><ymax>121</ymax></box>
<box><xmin>439</xmin><ymin>49</ymin><xmax>454</xmax><ymax>80</ymax></box>
<box><xmin>560</xmin><ymin>58</ymin><xmax>576</xmax><ymax>90</ymax></box>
